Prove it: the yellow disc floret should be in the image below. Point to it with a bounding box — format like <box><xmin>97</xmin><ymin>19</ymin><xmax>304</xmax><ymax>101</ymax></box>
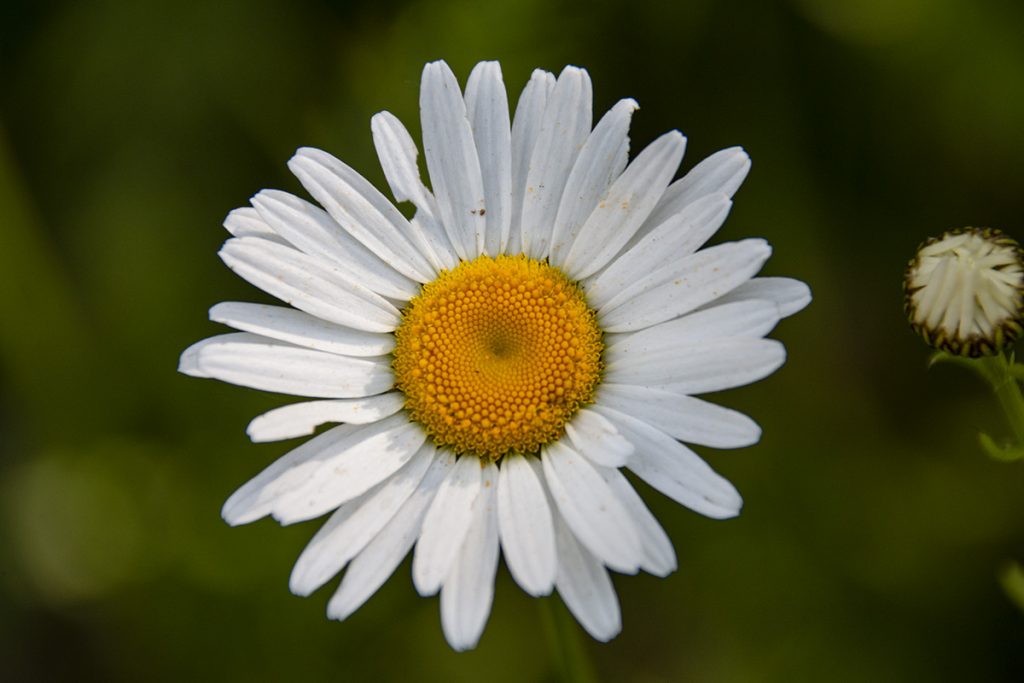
<box><xmin>393</xmin><ymin>254</ymin><xmax>604</xmax><ymax>461</ymax></box>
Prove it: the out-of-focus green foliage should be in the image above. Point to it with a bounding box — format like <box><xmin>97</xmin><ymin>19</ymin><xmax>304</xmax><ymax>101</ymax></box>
<box><xmin>2</xmin><ymin>0</ymin><xmax>1023</xmax><ymax>680</ymax></box>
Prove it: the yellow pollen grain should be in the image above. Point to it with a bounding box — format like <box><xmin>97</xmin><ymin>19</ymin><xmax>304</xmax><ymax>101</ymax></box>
<box><xmin>393</xmin><ymin>254</ymin><xmax>603</xmax><ymax>461</ymax></box>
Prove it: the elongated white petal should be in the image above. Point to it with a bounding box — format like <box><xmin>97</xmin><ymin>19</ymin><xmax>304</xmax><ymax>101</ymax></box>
<box><xmin>606</xmin><ymin>337</ymin><xmax>786</xmax><ymax>395</ymax></box>
<box><xmin>643</xmin><ymin>146</ymin><xmax>751</xmax><ymax>232</ymax></box>
<box><xmin>596</xmin><ymin>406</ymin><xmax>743</xmax><ymax>519</ymax></box>
<box><xmin>371</xmin><ymin>111</ymin><xmax>435</xmax><ymax>209</ymax></box>
<box><xmin>245</xmin><ymin>393</ymin><xmax>406</xmax><ymax>443</ymax></box>
<box><xmin>564</xmin><ymin>408</ymin><xmax>633</xmax><ymax>468</ymax></box>
<box><xmin>413</xmin><ymin>455</ymin><xmax>483</xmax><ymax>595</ymax></box>
<box><xmin>597</xmin><ymin>466</ymin><xmax>676</xmax><ymax>576</ymax></box>
<box><xmin>371</xmin><ymin>111</ymin><xmax>456</xmax><ymax>272</ymax></box>
<box><xmin>541</xmin><ymin>441</ymin><xmax>642</xmax><ymax>573</ymax></box>
<box><xmin>508</xmin><ymin>68</ymin><xmax>556</xmax><ymax>255</ymax></box>
<box><xmin>561</xmin><ymin>131</ymin><xmax>686</xmax><ymax>280</ymax></box>
<box><xmin>420</xmin><ymin>61</ymin><xmax>487</xmax><ymax>259</ymax></box>
<box><xmin>178</xmin><ymin>336</ymin><xmax>213</xmax><ymax>377</ymax></box>
<box><xmin>704</xmin><ymin>276</ymin><xmax>812</xmax><ymax>318</ymax></box>
<box><xmin>527</xmin><ymin>458</ymin><xmax>622</xmax><ymax>641</ymax></box>
<box><xmin>209</xmin><ymin>302</ymin><xmax>394</xmax><ymax>357</ymax></box>
<box><xmin>598</xmin><ymin>239</ymin><xmax>772</xmax><ymax>332</ymax></box>
<box><xmin>251</xmin><ymin>190</ymin><xmax>419</xmax><ymax>301</ymax></box>
<box><xmin>223</xmin><ymin>206</ymin><xmax>287</xmax><ymax>243</ymax></box>
<box><xmin>553</xmin><ymin>514</ymin><xmax>621</xmax><ymax>642</ymax></box>
<box><xmin>441</xmin><ymin>461</ymin><xmax>500</xmax><ymax>651</ymax></box>
<box><xmin>598</xmin><ymin>384</ymin><xmax>761</xmax><ymax>449</ymax></box>
<box><xmin>220</xmin><ymin>237</ymin><xmax>400</xmax><ymax>333</ymax></box>
<box><xmin>191</xmin><ymin>332</ymin><xmax>393</xmax><ymax>398</ymax></box>
<box><xmin>548</xmin><ymin>99</ymin><xmax>637</xmax><ymax>265</ymax></box>
<box><xmin>288</xmin><ymin>147</ymin><xmax>434</xmax><ymax>282</ymax></box>
<box><xmin>222</xmin><ymin>423</ymin><xmax>362</xmax><ymax>525</ymax></box>
<box><xmin>598</xmin><ymin>238</ymin><xmax>767</xmax><ymax>316</ymax></box>
<box><xmin>497</xmin><ymin>455</ymin><xmax>556</xmax><ymax>596</ymax></box>
<box><xmin>521</xmin><ymin>66</ymin><xmax>592</xmax><ymax>259</ymax></box>
<box><xmin>465</xmin><ymin>62</ymin><xmax>512</xmax><ymax>256</ymax></box>
<box><xmin>289</xmin><ymin>443</ymin><xmax>435</xmax><ymax>596</ymax></box>
<box><xmin>606</xmin><ymin>300</ymin><xmax>781</xmax><ymax>357</ymax></box>
<box><xmin>328</xmin><ymin>450</ymin><xmax>455</xmax><ymax>621</ymax></box>
<box><xmin>585</xmin><ymin>193</ymin><xmax>732</xmax><ymax>307</ymax></box>
<box><xmin>271</xmin><ymin>414</ymin><xmax>427</xmax><ymax>524</ymax></box>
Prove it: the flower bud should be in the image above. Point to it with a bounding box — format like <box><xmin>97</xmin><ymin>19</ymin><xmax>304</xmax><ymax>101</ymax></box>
<box><xmin>904</xmin><ymin>228</ymin><xmax>1024</xmax><ymax>357</ymax></box>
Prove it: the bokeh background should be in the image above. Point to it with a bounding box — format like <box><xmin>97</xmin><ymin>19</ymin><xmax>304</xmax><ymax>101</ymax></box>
<box><xmin>2</xmin><ymin>0</ymin><xmax>1024</xmax><ymax>680</ymax></box>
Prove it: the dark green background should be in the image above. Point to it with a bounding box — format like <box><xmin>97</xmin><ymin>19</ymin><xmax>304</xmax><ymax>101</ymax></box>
<box><xmin>2</xmin><ymin>0</ymin><xmax>1023</xmax><ymax>680</ymax></box>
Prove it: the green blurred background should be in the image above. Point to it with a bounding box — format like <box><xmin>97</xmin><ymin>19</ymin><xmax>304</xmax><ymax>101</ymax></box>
<box><xmin>2</xmin><ymin>0</ymin><xmax>1023</xmax><ymax>680</ymax></box>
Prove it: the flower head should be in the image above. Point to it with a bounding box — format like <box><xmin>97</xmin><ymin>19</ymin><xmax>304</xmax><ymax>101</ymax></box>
<box><xmin>905</xmin><ymin>227</ymin><xmax>1024</xmax><ymax>357</ymax></box>
<box><xmin>180</xmin><ymin>60</ymin><xmax>811</xmax><ymax>650</ymax></box>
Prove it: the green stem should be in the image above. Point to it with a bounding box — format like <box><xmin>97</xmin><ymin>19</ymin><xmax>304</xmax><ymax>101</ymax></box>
<box><xmin>979</xmin><ymin>354</ymin><xmax>1024</xmax><ymax>446</ymax></box>
<box><xmin>539</xmin><ymin>598</ymin><xmax>599</xmax><ymax>683</ymax></box>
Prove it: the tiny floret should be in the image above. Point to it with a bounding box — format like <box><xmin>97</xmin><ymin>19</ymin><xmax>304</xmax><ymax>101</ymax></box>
<box><xmin>905</xmin><ymin>227</ymin><xmax>1024</xmax><ymax>357</ymax></box>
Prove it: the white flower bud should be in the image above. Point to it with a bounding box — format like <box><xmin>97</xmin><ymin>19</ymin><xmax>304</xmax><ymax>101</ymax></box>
<box><xmin>905</xmin><ymin>228</ymin><xmax>1024</xmax><ymax>357</ymax></box>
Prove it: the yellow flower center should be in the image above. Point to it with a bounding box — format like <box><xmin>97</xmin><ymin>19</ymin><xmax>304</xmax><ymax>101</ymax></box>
<box><xmin>393</xmin><ymin>255</ymin><xmax>604</xmax><ymax>461</ymax></box>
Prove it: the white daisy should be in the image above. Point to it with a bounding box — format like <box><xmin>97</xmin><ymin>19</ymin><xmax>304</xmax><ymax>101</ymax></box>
<box><xmin>905</xmin><ymin>227</ymin><xmax>1024</xmax><ymax>357</ymax></box>
<box><xmin>180</xmin><ymin>60</ymin><xmax>811</xmax><ymax>651</ymax></box>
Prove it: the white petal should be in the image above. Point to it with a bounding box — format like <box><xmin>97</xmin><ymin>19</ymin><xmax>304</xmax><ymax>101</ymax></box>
<box><xmin>705</xmin><ymin>276</ymin><xmax>812</xmax><ymax>318</ymax></box>
<box><xmin>420</xmin><ymin>60</ymin><xmax>487</xmax><ymax>259</ymax></box>
<box><xmin>219</xmin><ymin>237</ymin><xmax>401</xmax><ymax>333</ymax></box>
<box><xmin>178</xmin><ymin>336</ymin><xmax>213</xmax><ymax>377</ymax></box>
<box><xmin>223</xmin><ymin>206</ymin><xmax>287</xmax><ymax>243</ymax></box>
<box><xmin>222</xmin><ymin>423</ymin><xmax>363</xmax><ymax>525</ymax></box>
<box><xmin>605</xmin><ymin>336</ymin><xmax>786</xmax><ymax>395</ymax></box>
<box><xmin>245</xmin><ymin>393</ymin><xmax>406</xmax><ymax>443</ymax></box>
<box><xmin>605</xmin><ymin>299</ymin><xmax>782</xmax><ymax>356</ymax></box>
<box><xmin>371</xmin><ymin>111</ymin><xmax>435</xmax><ymax>209</ymax></box>
<box><xmin>561</xmin><ymin>131</ymin><xmax>686</xmax><ymax>280</ymax></box>
<box><xmin>552</xmin><ymin>514</ymin><xmax>621</xmax><ymax>642</ymax></box>
<box><xmin>441</xmin><ymin>461</ymin><xmax>500</xmax><ymax>652</ymax></box>
<box><xmin>596</xmin><ymin>406</ymin><xmax>743</xmax><ymax>519</ymax></box>
<box><xmin>371</xmin><ymin>111</ymin><xmax>456</xmax><ymax>272</ymax></box>
<box><xmin>508</xmin><ymin>68</ymin><xmax>556</xmax><ymax>255</ymax></box>
<box><xmin>585</xmin><ymin>193</ymin><xmax>732</xmax><ymax>307</ymax></box>
<box><xmin>209</xmin><ymin>302</ymin><xmax>394</xmax><ymax>357</ymax></box>
<box><xmin>465</xmin><ymin>61</ymin><xmax>512</xmax><ymax>256</ymax></box>
<box><xmin>596</xmin><ymin>466</ymin><xmax>676</xmax><ymax>576</ymax></box>
<box><xmin>289</xmin><ymin>442</ymin><xmax>436</xmax><ymax>596</ymax></box>
<box><xmin>496</xmin><ymin>454</ymin><xmax>556</xmax><ymax>596</ymax></box>
<box><xmin>541</xmin><ymin>441</ymin><xmax>642</xmax><ymax>573</ymax></box>
<box><xmin>327</xmin><ymin>450</ymin><xmax>455</xmax><ymax>621</ymax></box>
<box><xmin>191</xmin><ymin>332</ymin><xmax>393</xmax><ymax>398</ymax></box>
<box><xmin>598</xmin><ymin>383</ymin><xmax>761</xmax><ymax>449</ymax></box>
<box><xmin>520</xmin><ymin>66</ymin><xmax>592</xmax><ymax>260</ymax></box>
<box><xmin>288</xmin><ymin>147</ymin><xmax>434</xmax><ymax>282</ymax></box>
<box><xmin>564</xmin><ymin>408</ymin><xmax>633</xmax><ymax>468</ymax></box>
<box><xmin>529</xmin><ymin>461</ymin><xmax>622</xmax><ymax>642</ymax></box>
<box><xmin>643</xmin><ymin>146</ymin><xmax>751</xmax><ymax>232</ymax></box>
<box><xmin>598</xmin><ymin>239</ymin><xmax>772</xmax><ymax>333</ymax></box>
<box><xmin>548</xmin><ymin>99</ymin><xmax>637</xmax><ymax>265</ymax></box>
<box><xmin>269</xmin><ymin>414</ymin><xmax>426</xmax><ymax>524</ymax></box>
<box><xmin>251</xmin><ymin>190</ymin><xmax>419</xmax><ymax>301</ymax></box>
<box><xmin>413</xmin><ymin>455</ymin><xmax>483</xmax><ymax>596</ymax></box>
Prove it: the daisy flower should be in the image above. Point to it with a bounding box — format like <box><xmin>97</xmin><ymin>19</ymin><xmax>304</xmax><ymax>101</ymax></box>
<box><xmin>905</xmin><ymin>227</ymin><xmax>1024</xmax><ymax>357</ymax></box>
<box><xmin>180</xmin><ymin>60</ymin><xmax>811</xmax><ymax>651</ymax></box>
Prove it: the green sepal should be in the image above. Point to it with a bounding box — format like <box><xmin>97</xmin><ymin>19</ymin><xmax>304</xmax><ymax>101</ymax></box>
<box><xmin>927</xmin><ymin>351</ymin><xmax>987</xmax><ymax>378</ymax></box>
<box><xmin>977</xmin><ymin>431</ymin><xmax>1024</xmax><ymax>462</ymax></box>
